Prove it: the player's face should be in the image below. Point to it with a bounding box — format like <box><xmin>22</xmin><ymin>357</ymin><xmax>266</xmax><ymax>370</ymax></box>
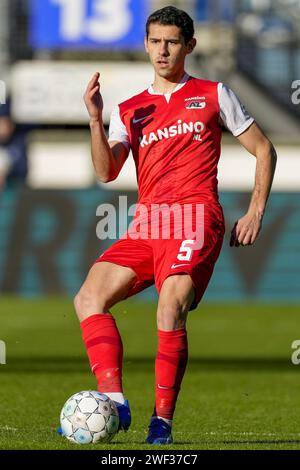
<box><xmin>145</xmin><ymin>24</ymin><xmax>195</xmax><ymax>80</ymax></box>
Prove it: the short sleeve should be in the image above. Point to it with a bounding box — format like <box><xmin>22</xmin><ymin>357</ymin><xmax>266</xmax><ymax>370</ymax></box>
<box><xmin>108</xmin><ymin>106</ymin><xmax>130</xmax><ymax>150</ymax></box>
<box><xmin>218</xmin><ymin>83</ymin><xmax>254</xmax><ymax>136</ymax></box>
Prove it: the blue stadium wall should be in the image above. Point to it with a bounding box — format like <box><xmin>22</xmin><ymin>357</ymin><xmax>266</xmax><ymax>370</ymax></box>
<box><xmin>0</xmin><ymin>187</ymin><xmax>299</xmax><ymax>302</ymax></box>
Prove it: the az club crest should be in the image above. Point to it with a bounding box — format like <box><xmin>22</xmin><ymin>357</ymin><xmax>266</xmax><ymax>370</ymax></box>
<box><xmin>186</xmin><ymin>100</ymin><xmax>206</xmax><ymax>110</ymax></box>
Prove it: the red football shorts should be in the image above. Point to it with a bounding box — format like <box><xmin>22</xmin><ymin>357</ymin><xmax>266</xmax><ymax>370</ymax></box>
<box><xmin>95</xmin><ymin>203</ymin><xmax>225</xmax><ymax>310</ymax></box>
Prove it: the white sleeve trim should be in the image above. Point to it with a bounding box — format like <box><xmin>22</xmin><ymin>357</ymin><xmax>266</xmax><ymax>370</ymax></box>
<box><xmin>108</xmin><ymin>105</ymin><xmax>130</xmax><ymax>150</ymax></box>
<box><xmin>232</xmin><ymin>116</ymin><xmax>254</xmax><ymax>137</ymax></box>
<box><xmin>218</xmin><ymin>82</ymin><xmax>254</xmax><ymax>136</ymax></box>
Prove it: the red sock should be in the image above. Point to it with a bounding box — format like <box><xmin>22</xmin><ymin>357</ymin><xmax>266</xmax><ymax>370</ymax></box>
<box><xmin>80</xmin><ymin>314</ymin><xmax>123</xmax><ymax>393</ymax></box>
<box><xmin>155</xmin><ymin>328</ymin><xmax>188</xmax><ymax>420</ymax></box>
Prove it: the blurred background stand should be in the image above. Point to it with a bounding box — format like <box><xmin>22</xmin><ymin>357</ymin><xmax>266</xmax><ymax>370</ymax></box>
<box><xmin>0</xmin><ymin>99</ymin><xmax>28</xmax><ymax>190</ymax></box>
<box><xmin>0</xmin><ymin>0</ymin><xmax>299</xmax><ymax>301</ymax></box>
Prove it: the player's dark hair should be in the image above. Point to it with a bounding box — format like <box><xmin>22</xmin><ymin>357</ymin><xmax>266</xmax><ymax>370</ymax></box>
<box><xmin>146</xmin><ymin>6</ymin><xmax>194</xmax><ymax>45</ymax></box>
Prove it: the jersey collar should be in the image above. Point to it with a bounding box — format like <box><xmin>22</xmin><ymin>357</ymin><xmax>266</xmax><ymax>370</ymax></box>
<box><xmin>147</xmin><ymin>72</ymin><xmax>190</xmax><ymax>97</ymax></box>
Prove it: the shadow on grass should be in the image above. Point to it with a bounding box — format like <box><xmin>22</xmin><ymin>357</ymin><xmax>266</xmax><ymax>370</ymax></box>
<box><xmin>223</xmin><ymin>439</ymin><xmax>300</xmax><ymax>445</ymax></box>
<box><xmin>109</xmin><ymin>438</ymin><xmax>300</xmax><ymax>447</ymax></box>
<box><xmin>0</xmin><ymin>356</ymin><xmax>296</xmax><ymax>373</ymax></box>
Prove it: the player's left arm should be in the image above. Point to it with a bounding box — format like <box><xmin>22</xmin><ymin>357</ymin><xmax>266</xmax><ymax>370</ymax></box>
<box><xmin>230</xmin><ymin>122</ymin><xmax>277</xmax><ymax>247</ymax></box>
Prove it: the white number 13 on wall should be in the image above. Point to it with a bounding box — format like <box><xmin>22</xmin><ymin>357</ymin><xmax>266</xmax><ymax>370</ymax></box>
<box><xmin>52</xmin><ymin>0</ymin><xmax>132</xmax><ymax>41</ymax></box>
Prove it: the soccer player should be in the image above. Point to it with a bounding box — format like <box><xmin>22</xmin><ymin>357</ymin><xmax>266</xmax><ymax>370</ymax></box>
<box><xmin>78</xmin><ymin>6</ymin><xmax>277</xmax><ymax>444</ymax></box>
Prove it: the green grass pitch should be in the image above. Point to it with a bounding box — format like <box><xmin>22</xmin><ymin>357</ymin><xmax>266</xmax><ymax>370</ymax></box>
<box><xmin>0</xmin><ymin>297</ymin><xmax>300</xmax><ymax>450</ymax></box>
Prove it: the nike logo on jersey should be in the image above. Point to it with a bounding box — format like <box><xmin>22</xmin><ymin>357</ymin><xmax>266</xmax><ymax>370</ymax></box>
<box><xmin>171</xmin><ymin>263</ymin><xmax>190</xmax><ymax>269</ymax></box>
<box><xmin>133</xmin><ymin>115</ymin><xmax>151</xmax><ymax>124</ymax></box>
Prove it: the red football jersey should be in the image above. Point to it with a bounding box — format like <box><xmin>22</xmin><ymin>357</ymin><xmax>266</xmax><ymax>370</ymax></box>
<box><xmin>109</xmin><ymin>74</ymin><xmax>253</xmax><ymax>207</ymax></box>
<box><xmin>98</xmin><ymin>75</ymin><xmax>254</xmax><ymax>308</ymax></box>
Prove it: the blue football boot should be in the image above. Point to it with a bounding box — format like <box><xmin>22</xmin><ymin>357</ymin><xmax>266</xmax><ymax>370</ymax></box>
<box><xmin>116</xmin><ymin>399</ymin><xmax>131</xmax><ymax>432</ymax></box>
<box><xmin>145</xmin><ymin>417</ymin><xmax>173</xmax><ymax>444</ymax></box>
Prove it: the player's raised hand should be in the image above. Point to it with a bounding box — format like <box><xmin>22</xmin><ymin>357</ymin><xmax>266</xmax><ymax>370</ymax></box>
<box><xmin>83</xmin><ymin>72</ymin><xmax>103</xmax><ymax>122</ymax></box>
<box><xmin>230</xmin><ymin>211</ymin><xmax>263</xmax><ymax>247</ymax></box>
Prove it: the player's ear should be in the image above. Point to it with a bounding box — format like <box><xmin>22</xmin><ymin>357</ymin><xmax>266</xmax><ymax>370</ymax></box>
<box><xmin>187</xmin><ymin>38</ymin><xmax>197</xmax><ymax>54</ymax></box>
<box><xmin>144</xmin><ymin>36</ymin><xmax>149</xmax><ymax>53</ymax></box>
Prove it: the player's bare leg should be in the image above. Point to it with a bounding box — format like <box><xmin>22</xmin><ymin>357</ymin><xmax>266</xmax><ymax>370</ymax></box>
<box><xmin>146</xmin><ymin>274</ymin><xmax>195</xmax><ymax>444</ymax></box>
<box><xmin>74</xmin><ymin>261</ymin><xmax>137</xmax><ymax>321</ymax></box>
<box><xmin>156</xmin><ymin>274</ymin><xmax>195</xmax><ymax>331</ymax></box>
<box><xmin>74</xmin><ymin>261</ymin><xmax>137</xmax><ymax>431</ymax></box>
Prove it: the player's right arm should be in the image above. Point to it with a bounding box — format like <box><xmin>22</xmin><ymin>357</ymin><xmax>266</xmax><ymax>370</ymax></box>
<box><xmin>84</xmin><ymin>72</ymin><xmax>129</xmax><ymax>183</ymax></box>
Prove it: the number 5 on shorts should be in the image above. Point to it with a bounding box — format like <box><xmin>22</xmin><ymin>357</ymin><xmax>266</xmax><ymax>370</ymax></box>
<box><xmin>177</xmin><ymin>240</ymin><xmax>196</xmax><ymax>261</ymax></box>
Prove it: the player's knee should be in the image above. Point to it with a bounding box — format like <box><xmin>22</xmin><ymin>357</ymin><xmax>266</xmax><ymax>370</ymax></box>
<box><xmin>73</xmin><ymin>287</ymin><xmax>106</xmax><ymax>321</ymax></box>
<box><xmin>73</xmin><ymin>290</ymin><xmax>88</xmax><ymax>319</ymax></box>
<box><xmin>157</xmin><ymin>302</ymin><xmax>188</xmax><ymax>331</ymax></box>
